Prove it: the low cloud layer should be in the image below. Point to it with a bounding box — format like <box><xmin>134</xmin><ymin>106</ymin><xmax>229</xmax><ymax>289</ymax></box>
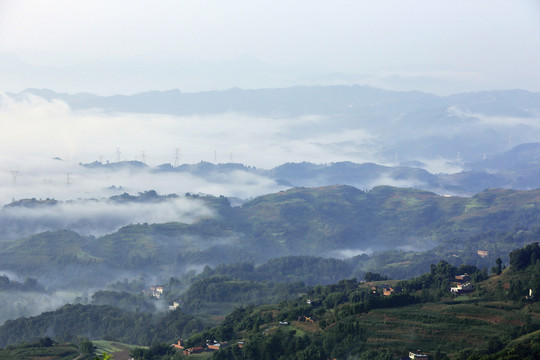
<box><xmin>2</xmin><ymin>92</ymin><xmax>539</xmax><ymax>209</ymax></box>
<box><xmin>0</xmin><ymin>290</ymin><xmax>80</xmax><ymax>326</ymax></box>
<box><xmin>0</xmin><ymin>93</ymin><xmax>377</xmax><ymax>208</ymax></box>
<box><xmin>0</xmin><ymin>93</ymin><xmax>376</xmax><ymax>169</ymax></box>
<box><xmin>0</xmin><ymin>197</ymin><xmax>215</xmax><ymax>238</ymax></box>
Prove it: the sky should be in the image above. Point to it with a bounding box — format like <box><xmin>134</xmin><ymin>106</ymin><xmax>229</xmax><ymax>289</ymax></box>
<box><xmin>0</xmin><ymin>0</ymin><xmax>539</xmax><ymax>206</ymax></box>
<box><xmin>0</xmin><ymin>0</ymin><xmax>539</xmax><ymax>95</ymax></box>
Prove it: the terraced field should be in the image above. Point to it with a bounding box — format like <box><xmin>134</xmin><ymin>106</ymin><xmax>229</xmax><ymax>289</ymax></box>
<box><xmin>356</xmin><ymin>301</ymin><xmax>540</xmax><ymax>357</ymax></box>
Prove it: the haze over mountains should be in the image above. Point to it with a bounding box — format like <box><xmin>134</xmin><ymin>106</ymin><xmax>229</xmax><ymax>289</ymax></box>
<box><xmin>1</xmin><ymin>85</ymin><xmax>540</xmax><ymax>239</ymax></box>
<box><xmin>1</xmin><ymin>84</ymin><xmax>540</xmax><ymax>338</ymax></box>
<box><xmin>2</xmin><ymin>86</ymin><xmax>540</xmax><ymax>205</ymax></box>
<box><xmin>11</xmin><ymin>86</ymin><xmax>540</xmax><ymax>165</ymax></box>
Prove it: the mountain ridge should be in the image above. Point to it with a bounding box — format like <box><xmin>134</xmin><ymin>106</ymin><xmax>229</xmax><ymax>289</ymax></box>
<box><xmin>12</xmin><ymin>86</ymin><xmax>540</xmax><ymax>118</ymax></box>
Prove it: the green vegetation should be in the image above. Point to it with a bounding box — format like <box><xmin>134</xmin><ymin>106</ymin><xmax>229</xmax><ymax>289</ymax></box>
<box><xmin>180</xmin><ymin>275</ymin><xmax>307</xmax><ymax>314</ymax></box>
<box><xmin>4</xmin><ymin>185</ymin><xmax>540</xmax><ymax>287</ymax></box>
<box><xmin>0</xmin><ymin>230</ymin><xmax>89</xmax><ymax>274</ymax></box>
<box><xmin>2</xmin><ymin>243</ymin><xmax>540</xmax><ymax>359</ymax></box>
<box><xmin>0</xmin><ymin>305</ymin><xmax>203</xmax><ymax>347</ymax></box>
<box><xmin>0</xmin><ymin>338</ymin><xmax>88</xmax><ymax>360</ymax></box>
<box><xmin>93</xmin><ymin>340</ymin><xmax>140</xmax><ymax>360</ymax></box>
<box><xmin>171</xmin><ymin>244</ymin><xmax>540</xmax><ymax>360</ymax></box>
<box><xmin>187</xmin><ymin>255</ymin><xmax>352</xmax><ymax>286</ymax></box>
<box><xmin>4</xmin><ymin>186</ymin><xmax>540</xmax><ymax>358</ymax></box>
<box><xmin>90</xmin><ymin>290</ymin><xmax>159</xmax><ymax>313</ymax></box>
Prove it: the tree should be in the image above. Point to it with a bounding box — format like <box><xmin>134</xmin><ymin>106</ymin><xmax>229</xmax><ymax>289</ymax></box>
<box><xmin>38</xmin><ymin>337</ymin><xmax>55</xmax><ymax>347</ymax></box>
<box><xmin>493</xmin><ymin>257</ymin><xmax>503</xmax><ymax>275</ymax></box>
<box><xmin>486</xmin><ymin>336</ymin><xmax>504</xmax><ymax>354</ymax></box>
<box><xmin>434</xmin><ymin>347</ymin><xmax>450</xmax><ymax>360</ymax></box>
<box><xmin>79</xmin><ymin>338</ymin><xmax>96</xmax><ymax>355</ymax></box>
<box><xmin>364</xmin><ymin>272</ymin><xmax>387</xmax><ymax>282</ymax></box>
<box><xmin>510</xmin><ymin>242</ymin><xmax>540</xmax><ymax>270</ymax></box>
<box><xmin>130</xmin><ymin>348</ymin><xmax>146</xmax><ymax>360</ymax></box>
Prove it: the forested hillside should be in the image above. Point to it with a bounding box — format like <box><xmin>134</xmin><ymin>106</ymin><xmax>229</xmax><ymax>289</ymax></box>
<box><xmin>3</xmin><ymin>185</ymin><xmax>540</xmax><ymax>340</ymax></box>
<box><xmin>3</xmin><ymin>243</ymin><xmax>539</xmax><ymax>359</ymax></box>
<box><xmin>148</xmin><ymin>243</ymin><xmax>540</xmax><ymax>360</ymax></box>
<box><xmin>3</xmin><ymin>185</ymin><xmax>540</xmax><ymax>284</ymax></box>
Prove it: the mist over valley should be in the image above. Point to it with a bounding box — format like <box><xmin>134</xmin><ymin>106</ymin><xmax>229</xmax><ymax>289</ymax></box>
<box><xmin>2</xmin><ymin>87</ymin><xmax>540</xmax><ymax>335</ymax></box>
<box><xmin>1</xmin><ymin>2</ymin><xmax>540</xmax><ymax>357</ymax></box>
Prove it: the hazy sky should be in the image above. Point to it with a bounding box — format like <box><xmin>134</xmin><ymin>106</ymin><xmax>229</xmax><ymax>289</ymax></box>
<box><xmin>1</xmin><ymin>0</ymin><xmax>539</xmax><ymax>94</ymax></box>
<box><xmin>1</xmin><ymin>1</ymin><xmax>539</xmax><ymax>206</ymax></box>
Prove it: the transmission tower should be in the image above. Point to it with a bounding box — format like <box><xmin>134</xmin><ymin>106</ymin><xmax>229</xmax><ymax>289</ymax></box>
<box><xmin>140</xmin><ymin>151</ymin><xmax>146</xmax><ymax>164</ymax></box>
<box><xmin>115</xmin><ymin>148</ymin><xmax>121</xmax><ymax>162</ymax></box>
<box><xmin>214</xmin><ymin>150</ymin><xmax>217</xmax><ymax>163</ymax></box>
<box><xmin>11</xmin><ymin>170</ymin><xmax>19</xmax><ymax>185</ymax></box>
<box><xmin>173</xmin><ymin>148</ymin><xmax>181</xmax><ymax>167</ymax></box>
<box><xmin>66</xmin><ymin>172</ymin><xmax>72</xmax><ymax>187</ymax></box>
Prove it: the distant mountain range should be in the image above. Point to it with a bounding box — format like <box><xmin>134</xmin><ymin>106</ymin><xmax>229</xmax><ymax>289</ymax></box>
<box><xmin>13</xmin><ymin>86</ymin><xmax>540</xmax><ymax>118</ymax></box>
<box><xmin>10</xmin><ymin>86</ymin><xmax>540</xmax><ymax>165</ymax></box>
<box><xmin>78</xmin><ymin>142</ymin><xmax>540</xmax><ymax>195</ymax></box>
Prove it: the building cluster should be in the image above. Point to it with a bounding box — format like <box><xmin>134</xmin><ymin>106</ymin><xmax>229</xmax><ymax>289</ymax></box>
<box><xmin>408</xmin><ymin>350</ymin><xmax>429</xmax><ymax>359</ymax></box>
<box><xmin>449</xmin><ymin>273</ymin><xmax>473</xmax><ymax>295</ymax></box>
<box><xmin>168</xmin><ymin>301</ymin><xmax>181</xmax><ymax>310</ymax></box>
<box><xmin>172</xmin><ymin>339</ymin><xmax>242</xmax><ymax>356</ymax></box>
<box><xmin>398</xmin><ymin>350</ymin><xmax>429</xmax><ymax>359</ymax></box>
<box><xmin>297</xmin><ymin>315</ymin><xmax>315</xmax><ymax>323</ymax></box>
<box><xmin>142</xmin><ymin>286</ymin><xmax>164</xmax><ymax>299</ymax></box>
<box><xmin>306</xmin><ymin>298</ymin><xmax>323</xmax><ymax>306</ymax></box>
<box><xmin>370</xmin><ymin>284</ymin><xmax>402</xmax><ymax>297</ymax></box>
<box><xmin>477</xmin><ymin>250</ymin><xmax>489</xmax><ymax>258</ymax></box>
<box><xmin>143</xmin><ymin>286</ymin><xmax>184</xmax><ymax>310</ymax></box>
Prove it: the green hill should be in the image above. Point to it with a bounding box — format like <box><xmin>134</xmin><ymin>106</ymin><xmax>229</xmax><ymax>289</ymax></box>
<box><xmin>0</xmin><ymin>340</ymin><xmax>84</xmax><ymax>360</ymax></box>
<box><xmin>4</xmin><ymin>185</ymin><xmax>540</xmax><ymax>284</ymax></box>
<box><xmin>0</xmin><ymin>230</ymin><xmax>91</xmax><ymax>273</ymax></box>
<box><xmin>170</xmin><ymin>244</ymin><xmax>540</xmax><ymax>360</ymax></box>
<box><xmin>0</xmin><ymin>186</ymin><xmax>540</xmax><ymax>282</ymax></box>
<box><xmin>2</xmin><ymin>243</ymin><xmax>540</xmax><ymax>359</ymax></box>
